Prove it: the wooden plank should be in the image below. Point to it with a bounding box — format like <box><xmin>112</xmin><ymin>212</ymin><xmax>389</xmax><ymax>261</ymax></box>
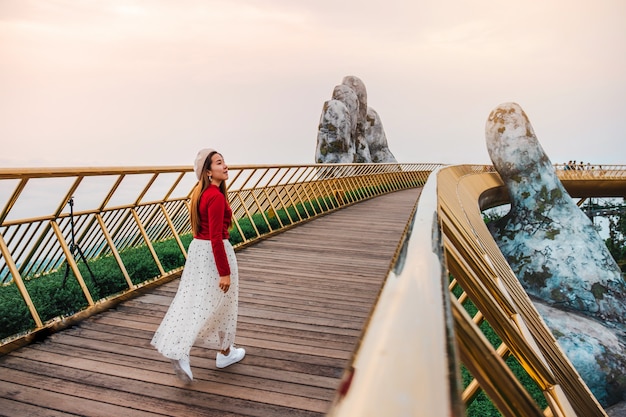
<box><xmin>0</xmin><ymin>376</ymin><xmax>165</xmax><ymax>417</ymax></box>
<box><xmin>0</xmin><ymin>398</ymin><xmax>82</xmax><ymax>417</ymax></box>
<box><xmin>6</xmin><ymin>349</ymin><xmax>332</xmax><ymax>412</ymax></box>
<box><xmin>0</xmin><ymin>359</ymin><xmax>318</xmax><ymax>417</ymax></box>
<box><xmin>0</xmin><ymin>188</ymin><xmax>421</xmax><ymax>417</ymax></box>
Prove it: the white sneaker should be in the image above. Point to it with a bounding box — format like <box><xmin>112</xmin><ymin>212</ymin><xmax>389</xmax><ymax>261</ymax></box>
<box><xmin>171</xmin><ymin>358</ymin><xmax>193</xmax><ymax>383</ymax></box>
<box><xmin>216</xmin><ymin>345</ymin><xmax>246</xmax><ymax>368</ymax></box>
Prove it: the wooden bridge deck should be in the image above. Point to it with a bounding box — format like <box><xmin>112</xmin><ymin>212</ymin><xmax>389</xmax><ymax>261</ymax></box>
<box><xmin>0</xmin><ymin>188</ymin><xmax>422</xmax><ymax>417</ymax></box>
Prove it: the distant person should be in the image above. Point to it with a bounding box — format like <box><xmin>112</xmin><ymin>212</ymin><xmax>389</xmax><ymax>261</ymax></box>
<box><xmin>151</xmin><ymin>148</ymin><xmax>245</xmax><ymax>382</ymax></box>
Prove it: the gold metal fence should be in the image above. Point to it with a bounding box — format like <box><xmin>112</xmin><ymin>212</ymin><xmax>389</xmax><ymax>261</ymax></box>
<box><xmin>440</xmin><ymin>164</ymin><xmax>626</xmax><ymax>417</ymax></box>
<box><xmin>0</xmin><ymin>163</ymin><xmax>437</xmax><ymax>353</ymax></box>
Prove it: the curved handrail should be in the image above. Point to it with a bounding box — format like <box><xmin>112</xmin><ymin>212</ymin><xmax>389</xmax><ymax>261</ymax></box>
<box><xmin>329</xmin><ymin>164</ymin><xmax>624</xmax><ymax>416</ymax></box>
<box><xmin>327</xmin><ymin>168</ymin><xmax>464</xmax><ymax>417</ymax></box>
<box><xmin>439</xmin><ymin>165</ymin><xmax>621</xmax><ymax>416</ymax></box>
<box><xmin>482</xmin><ymin>164</ymin><xmax>626</xmax><ymax>208</ymax></box>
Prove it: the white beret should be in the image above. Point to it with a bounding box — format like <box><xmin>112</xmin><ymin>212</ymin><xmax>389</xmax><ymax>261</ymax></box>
<box><xmin>194</xmin><ymin>148</ymin><xmax>216</xmax><ymax>180</ymax></box>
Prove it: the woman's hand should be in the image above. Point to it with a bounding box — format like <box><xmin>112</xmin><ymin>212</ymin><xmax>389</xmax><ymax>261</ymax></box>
<box><xmin>219</xmin><ymin>275</ymin><xmax>231</xmax><ymax>293</ymax></box>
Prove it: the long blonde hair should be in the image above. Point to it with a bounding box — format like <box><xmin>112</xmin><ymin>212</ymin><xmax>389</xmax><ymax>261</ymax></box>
<box><xmin>190</xmin><ymin>151</ymin><xmax>227</xmax><ymax>236</ymax></box>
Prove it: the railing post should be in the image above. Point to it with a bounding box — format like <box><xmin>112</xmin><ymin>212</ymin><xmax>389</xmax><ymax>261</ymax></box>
<box><xmin>0</xmin><ymin>233</ymin><xmax>43</xmax><ymax>328</ymax></box>
<box><xmin>95</xmin><ymin>214</ymin><xmax>134</xmax><ymax>289</ymax></box>
<box><xmin>130</xmin><ymin>209</ymin><xmax>165</xmax><ymax>277</ymax></box>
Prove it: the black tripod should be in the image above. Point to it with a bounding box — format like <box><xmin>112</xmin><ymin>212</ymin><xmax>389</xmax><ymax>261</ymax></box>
<box><xmin>62</xmin><ymin>197</ymin><xmax>98</xmax><ymax>288</ymax></box>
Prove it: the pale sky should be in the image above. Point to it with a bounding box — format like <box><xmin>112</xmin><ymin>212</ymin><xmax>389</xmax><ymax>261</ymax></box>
<box><xmin>1</xmin><ymin>0</ymin><xmax>625</xmax><ymax>168</ymax></box>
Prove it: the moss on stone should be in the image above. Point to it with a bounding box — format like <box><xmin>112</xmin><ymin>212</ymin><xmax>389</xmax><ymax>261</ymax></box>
<box><xmin>545</xmin><ymin>229</ymin><xmax>560</xmax><ymax>240</ymax></box>
<box><xmin>509</xmin><ymin>251</ymin><xmax>530</xmax><ymax>266</ymax></box>
<box><xmin>550</xmin><ymin>288</ymin><xmax>567</xmax><ymax>302</ymax></box>
<box><xmin>524</xmin><ymin>265</ymin><xmax>551</xmax><ymax>288</ymax></box>
<box><xmin>551</xmin><ymin>328</ymin><xmax>565</xmax><ymax>338</ymax></box>
<box><xmin>550</xmin><ymin>188</ymin><xmax>562</xmax><ymax>201</ymax></box>
<box><xmin>591</xmin><ymin>282</ymin><xmax>607</xmax><ymax>300</ymax></box>
<box><xmin>319</xmin><ymin>139</ymin><xmax>347</xmax><ymax>157</ymax></box>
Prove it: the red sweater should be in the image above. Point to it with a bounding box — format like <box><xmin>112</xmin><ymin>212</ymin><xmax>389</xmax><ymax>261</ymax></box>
<box><xmin>194</xmin><ymin>185</ymin><xmax>232</xmax><ymax>276</ymax></box>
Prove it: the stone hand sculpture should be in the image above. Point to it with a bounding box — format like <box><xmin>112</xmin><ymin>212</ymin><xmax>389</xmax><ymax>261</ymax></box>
<box><xmin>485</xmin><ymin>102</ymin><xmax>626</xmax><ymax>406</ymax></box>
<box><xmin>315</xmin><ymin>75</ymin><xmax>397</xmax><ymax>164</ymax></box>
<box><xmin>485</xmin><ymin>102</ymin><xmax>626</xmax><ymax>323</ymax></box>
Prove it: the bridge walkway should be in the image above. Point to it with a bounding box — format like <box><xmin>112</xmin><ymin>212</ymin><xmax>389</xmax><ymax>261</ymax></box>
<box><xmin>0</xmin><ymin>187</ymin><xmax>422</xmax><ymax>417</ymax></box>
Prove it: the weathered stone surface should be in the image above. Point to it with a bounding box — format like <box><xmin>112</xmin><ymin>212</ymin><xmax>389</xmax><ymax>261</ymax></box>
<box><xmin>332</xmin><ymin>84</ymin><xmax>359</xmax><ymax>138</ymax></box>
<box><xmin>365</xmin><ymin>107</ymin><xmax>396</xmax><ymax>163</ymax></box>
<box><xmin>315</xmin><ymin>99</ymin><xmax>355</xmax><ymax>163</ymax></box>
<box><xmin>341</xmin><ymin>75</ymin><xmax>368</xmax><ymax>128</ymax></box>
<box><xmin>485</xmin><ymin>102</ymin><xmax>626</xmax><ymax>406</ymax></box>
<box><xmin>607</xmin><ymin>400</ymin><xmax>626</xmax><ymax>417</ymax></box>
<box><xmin>485</xmin><ymin>102</ymin><xmax>626</xmax><ymax>323</ymax></box>
<box><xmin>315</xmin><ymin>75</ymin><xmax>397</xmax><ymax>163</ymax></box>
<box><xmin>535</xmin><ymin>302</ymin><xmax>626</xmax><ymax>406</ymax></box>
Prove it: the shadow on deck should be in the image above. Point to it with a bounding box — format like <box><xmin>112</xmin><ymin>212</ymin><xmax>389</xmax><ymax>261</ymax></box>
<box><xmin>0</xmin><ymin>188</ymin><xmax>422</xmax><ymax>417</ymax></box>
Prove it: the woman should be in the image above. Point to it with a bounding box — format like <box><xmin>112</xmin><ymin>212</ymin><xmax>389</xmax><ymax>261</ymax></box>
<box><xmin>151</xmin><ymin>148</ymin><xmax>245</xmax><ymax>383</ymax></box>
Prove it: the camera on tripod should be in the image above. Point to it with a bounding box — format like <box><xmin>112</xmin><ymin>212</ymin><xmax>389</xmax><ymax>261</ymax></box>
<box><xmin>62</xmin><ymin>196</ymin><xmax>99</xmax><ymax>289</ymax></box>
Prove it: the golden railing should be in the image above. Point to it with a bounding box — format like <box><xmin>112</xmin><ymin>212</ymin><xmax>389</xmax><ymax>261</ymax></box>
<box><xmin>441</xmin><ymin>165</ymin><xmax>626</xmax><ymax>417</ymax></box>
<box><xmin>328</xmin><ymin>166</ymin><xmax>465</xmax><ymax>417</ymax></box>
<box><xmin>0</xmin><ymin>163</ymin><xmax>437</xmax><ymax>353</ymax></box>
<box><xmin>329</xmin><ymin>164</ymin><xmax>625</xmax><ymax>417</ymax></box>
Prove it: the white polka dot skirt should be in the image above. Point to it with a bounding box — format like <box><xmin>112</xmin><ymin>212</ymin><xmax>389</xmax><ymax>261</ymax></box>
<box><xmin>151</xmin><ymin>239</ymin><xmax>239</xmax><ymax>361</ymax></box>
